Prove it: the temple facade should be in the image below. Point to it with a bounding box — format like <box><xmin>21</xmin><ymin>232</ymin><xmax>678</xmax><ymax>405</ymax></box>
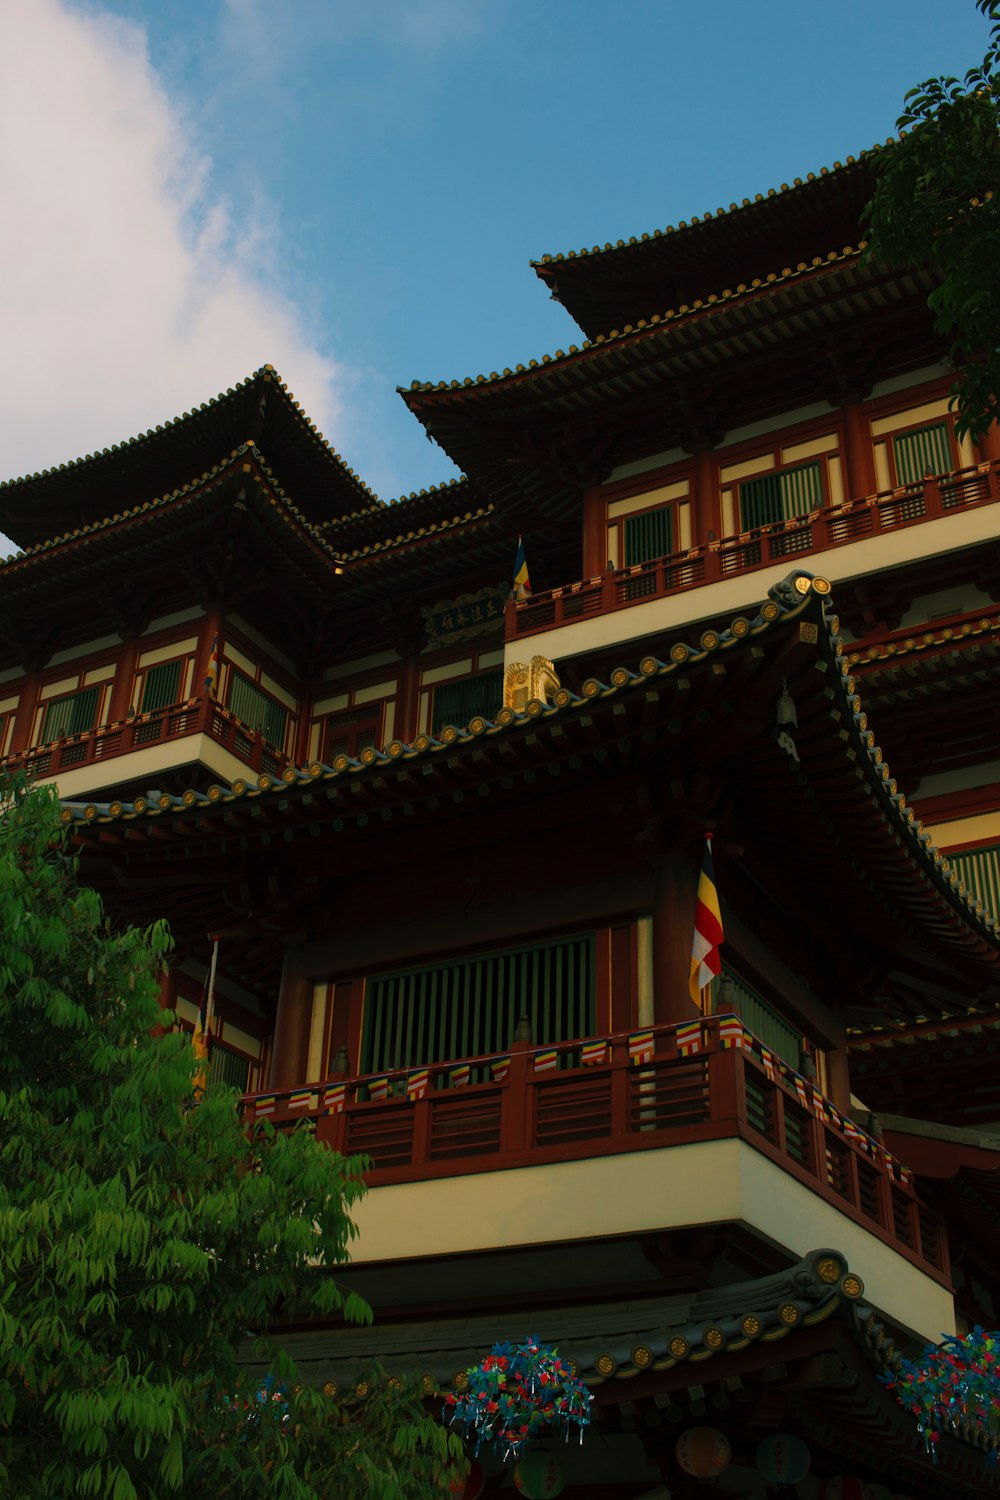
<box><xmin>3</xmin><ymin>147</ymin><xmax>1000</xmax><ymax>1495</ymax></box>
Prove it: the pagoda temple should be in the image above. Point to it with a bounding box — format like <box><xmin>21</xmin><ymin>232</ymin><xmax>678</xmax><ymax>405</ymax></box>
<box><xmin>3</xmin><ymin>143</ymin><xmax>1000</xmax><ymax>1496</ymax></box>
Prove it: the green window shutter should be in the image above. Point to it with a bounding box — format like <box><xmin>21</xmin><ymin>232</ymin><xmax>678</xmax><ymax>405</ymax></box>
<box><xmin>710</xmin><ymin>964</ymin><xmax>802</xmax><ymax>1068</ymax></box>
<box><xmin>207</xmin><ymin>1043</ymin><xmax>252</xmax><ymax>1091</ymax></box>
<box><xmin>432</xmin><ymin>669</ymin><xmax>503</xmax><ymax>734</ymax></box>
<box><xmin>950</xmin><ymin>843</ymin><xmax>1000</xmax><ymax>921</ymax></box>
<box><xmin>325</xmin><ymin>707</ymin><xmax>379</xmax><ymax>761</ymax></box>
<box><xmin>41</xmin><ymin>686</ymin><xmax>100</xmax><ymax>742</ymax></box>
<box><xmin>140</xmin><ymin>660</ymin><xmax>181</xmax><ymax>714</ymax></box>
<box><xmin>228</xmin><ymin>673</ymin><xmax>288</xmax><ymax>748</ymax></box>
<box><xmin>361</xmin><ymin>932</ymin><xmax>596</xmax><ymax>1074</ymax></box>
<box><xmin>624</xmin><ymin>505</ymin><xmax>674</xmax><ymax>565</ymax></box>
<box><xmin>739</xmin><ymin>462</ymin><xmax>822</xmax><ymax>529</ymax></box>
<box><xmin>892</xmin><ymin>422</ymin><xmax>953</xmax><ymax>485</ymax></box>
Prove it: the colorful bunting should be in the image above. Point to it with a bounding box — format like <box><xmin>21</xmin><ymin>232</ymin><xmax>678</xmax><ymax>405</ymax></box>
<box><xmin>368</xmin><ymin>1075</ymin><xmax>390</xmax><ymax>1101</ymax></box>
<box><xmin>254</xmin><ymin>1093</ymin><xmax>276</xmax><ymax>1117</ymax></box>
<box><xmin>533</xmin><ymin>1048</ymin><xmax>558</xmax><ymax>1073</ymax></box>
<box><xmin>628</xmin><ymin>1029</ymin><xmax>655</xmax><ymax>1065</ymax></box>
<box><xmin>491</xmin><ymin>1055</ymin><xmax>511</xmax><ymax>1083</ymax></box>
<box><xmin>449</xmin><ymin>1063</ymin><xmax>471</xmax><ymax>1088</ymax></box>
<box><xmin>406</xmin><ymin>1068</ymin><xmax>430</xmax><ymax>1101</ymax></box>
<box><xmin>676</xmin><ymin>1020</ymin><xmax>703</xmax><ymax>1058</ymax></box>
<box><xmin>287</xmin><ymin>1088</ymin><xmax>313</xmax><ymax>1111</ymax></box>
<box><xmin>580</xmin><ymin>1039</ymin><xmax>607</xmax><ymax>1067</ymax></box>
<box><xmin>323</xmin><ymin>1082</ymin><xmax>347</xmax><ymax>1113</ymax></box>
<box><xmin>689</xmin><ymin>834</ymin><xmax>724</xmax><ymax>1002</ymax></box>
<box><xmin>718</xmin><ymin>1014</ymin><xmax>751</xmax><ymax>1050</ymax></box>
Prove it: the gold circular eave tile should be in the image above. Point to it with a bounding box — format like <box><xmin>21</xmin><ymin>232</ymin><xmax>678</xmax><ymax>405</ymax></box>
<box><xmin>779</xmin><ymin>1303</ymin><xmax>800</xmax><ymax>1326</ymax></box>
<box><xmin>842</xmin><ymin>1274</ymin><xmax>864</xmax><ymax>1299</ymax></box>
<box><xmin>453</xmin><ymin>1370</ymin><xmax>470</xmax><ymax>1391</ymax></box>
<box><xmin>704</xmin><ymin>1326</ymin><xmax>725</xmax><ymax>1350</ymax></box>
<box><xmin>322</xmin><ymin>1381</ymin><xmax>337</xmax><ymax>1399</ymax></box>
<box><xmin>740</xmin><ymin>1313</ymin><xmax>761</xmax><ymax>1337</ymax></box>
<box><xmin>594</xmin><ymin>1353</ymin><xmax>616</xmax><ymax>1377</ymax></box>
<box><xmin>668</xmin><ymin>1335</ymin><xmax>689</xmax><ymax>1360</ymax></box>
<box><xmin>817</xmin><ymin>1256</ymin><xmax>842</xmax><ymax>1284</ymax></box>
<box><xmin>631</xmin><ymin>1344</ymin><xmax>652</xmax><ymax>1369</ymax></box>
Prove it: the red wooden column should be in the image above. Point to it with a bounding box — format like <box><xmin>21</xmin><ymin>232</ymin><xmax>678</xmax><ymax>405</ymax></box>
<box><xmin>841</xmin><ymin>402</ymin><xmax>877</xmax><ymax>500</ymax></box>
<box><xmin>651</xmin><ymin>850</ymin><xmax>701</xmax><ymax>1025</ymax></box>
<box><xmin>394</xmin><ymin>656</ymin><xmax>422</xmax><ymax>745</ymax></box>
<box><xmin>193</xmin><ymin>609</ymin><xmax>225</xmax><ymax>702</ymax></box>
<box><xmin>108</xmin><ymin>639</ymin><xmax>140</xmax><ymax>723</ymax></box>
<box><xmin>691</xmin><ymin>450</ymin><xmax>721</xmax><ymax>547</ymax></box>
<box><xmin>825</xmin><ymin>1046</ymin><xmax>852</xmax><ymax>1113</ymax></box>
<box><xmin>8</xmin><ymin>671</ymin><xmax>40</xmax><ymax>754</ymax></box>
<box><xmin>581</xmin><ymin>484</ymin><xmax>607</xmax><ymax>577</ymax></box>
<box><xmin>269</xmin><ymin>951</ymin><xmax>312</xmax><ymax>1089</ymax></box>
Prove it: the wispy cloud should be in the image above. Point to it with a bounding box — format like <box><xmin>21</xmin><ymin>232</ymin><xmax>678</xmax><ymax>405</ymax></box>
<box><xmin>0</xmin><ymin>0</ymin><xmax>349</xmax><ymax>518</ymax></box>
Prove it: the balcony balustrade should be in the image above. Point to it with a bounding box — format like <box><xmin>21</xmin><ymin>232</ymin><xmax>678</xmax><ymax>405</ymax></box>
<box><xmin>2</xmin><ymin>696</ymin><xmax>291</xmax><ymax>785</ymax></box>
<box><xmin>242</xmin><ymin>1015</ymin><xmax>948</xmax><ymax>1284</ymax></box>
<box><xmin>506</xmin><ymin>458</ymin><xmax>1000</xmax><ymax>641</ymax></box>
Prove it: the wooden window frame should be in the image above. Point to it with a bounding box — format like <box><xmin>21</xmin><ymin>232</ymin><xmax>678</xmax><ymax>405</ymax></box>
<box><xmin>888</xmin><ymin>417</ymin><xmax>958</xmax><ymax>487</ymax></box>
<box><xmin>137</xmin><ymin>657</ymin><xmax>185</xmax><ymax>715</ymax></box>
<box><xmin>431</xmin><ymin>668</ymin><xmax>504</xmax><ymax>735</ymax></box>
<box><xmin>737</xmin><ymin>459</ymin><xmax>825</xmax><ymax>532</ymax></box>
<box><xmin>38</xmin><ymin>685</ymin><xmax>102</xmax><ymax>745</ymax></box>
<box><xmin>226</xmin><ymin>670</ymin><xmax>289</xmax><ymax>751</ymax></box>
<box><xmin>324</xmin><ymin>704</ymin><xmax>382</xmax><ymax>762</ymax></box>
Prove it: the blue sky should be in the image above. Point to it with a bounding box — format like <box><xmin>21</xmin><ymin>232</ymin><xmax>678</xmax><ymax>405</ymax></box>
<box><xmin>0</xmin><ymin>0</ymin><xmax>990</xmax><ymax>520</ymax></box>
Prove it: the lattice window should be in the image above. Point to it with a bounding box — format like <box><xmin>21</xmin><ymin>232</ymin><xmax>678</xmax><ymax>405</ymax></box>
<box><xmin>360</xmin><ymin>932</ymin><xmax>596</xmax><ymax>1074</ymax></box>
<box><xmin>710</xmin><ymin>964</ymin><xmax>803</xmax><ymax>1068</ymax></box>
<box><xmin>950</xmin><ymin>842</ymin><xmax>1000</xmax><ymax>922</ymax></box>
<box><xmin>40</xmin><ymin>686</ymin><xmax>100</xmax><ymax>743</ymax></box>
<box><xmin>431</xmin><ymin>669</ymin><xmax>503</xmax><ymax>734</ymax></box>
<box><xmin>207</xmin><ymin>1042</ymin><xmax>253</xmax><ymax>1092</ymax></box>
<box><xmin>624</xmin><ymin>505</ymin><xmax>674</xmax><ymax>565</ymax></box>
<box><xmin>227</xmin><ymin>672</ymin><xmax>287</xmax><ymax>749</ymax></box>
<box><xmin>324</xmin><ymin>705</ymin><xmax>380</xmax><ymax>761</ymax></box>
<box><xmin>739</xmin><ymin>461</ymin><xmax>823</xmax><ymax>530</ymax></box>
<box><xmin>892</xmin><ymin>421</ymin><xmax>954</xmax><ymax>485</ymax></box>
<box><xmin>139</xmin><ymin>659</ymin><xmax>182</xmax><ymax>714</ymax></box>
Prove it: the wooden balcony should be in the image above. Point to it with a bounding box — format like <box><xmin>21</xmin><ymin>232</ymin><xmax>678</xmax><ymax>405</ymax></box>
<box><xmin>506</xmin><ymin>458</ymin><xmax>1000</xmax><ymax>641</ymax></box>
<box><xmin>242</xmin><ymin>1016</ymin><xmax>949</xmax><ymax>1284</ymax></box>
<box><xmin>2</xmin><ymin>697</ymin><xmax>291</xmax><ymax>785</ymax></box>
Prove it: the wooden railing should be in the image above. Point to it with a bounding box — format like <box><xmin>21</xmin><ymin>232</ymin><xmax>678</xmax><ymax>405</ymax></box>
<box><xmin>506</xmin><ymin>458</ymin><xmax>1000</xmax><ymax>640</ymax></box>
<box><xmin>242</xmin><ymin>1016</ymin><xmax>949</xmax><ymax>1284</ymax></box>
<box><xmin>2</xmin><ymin>697</ymin><xmax>291</xmax><ymax>784</ymax></box>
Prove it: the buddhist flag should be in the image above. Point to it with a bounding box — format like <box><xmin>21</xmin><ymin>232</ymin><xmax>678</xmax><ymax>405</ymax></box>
<box><xmin>368</xmin><ymin>1075</ymin><xmax>390</xmax><ymax>1101</ymax></box>
<box><xmin>406</xmin><ymin>1068</ymin><xmax>430</xmax><ymax>1101</ymax></box>
<box><xmin>676</xmin><ymin>1020</ymin><xmax>703</xmax><ymax>1058</ymax></box>
<box><xmin>628</xmin><ymin>1030</ymin><xmax>654</xmax><ymax>1066</ymax></box>
<box><xmin>513</xmin><ymin>535</ymin><xmax>532</xmax><ymax>599</ymax></box>
<box><xmin>254</xmin><ymin>1093</ymin><xmax>276</xmax><ymax>1117</ymax></box>
<box><xmin>491</xmin><ymin>1055</ymin><xmax>511</xmax><ymax>1083</ymax></box>
<box><xmin>758</xmin><ymin>1045</ymin><xmax>777</xmax><ymax>1084</ymax></box>
<box><xmin>719</xmin><ymin>1015</ymin><xmax>750</xmax><ymax>1050</ymax></box>
<box><xmin>449</xmin><ymin>1063</ymin><xmax>471</xmax><ymax>1088</ymax></box>
<box><xmin>581</xmin><ymin>1039</ymin><xmax>607</xmax><ymax>1067</ymax></box>
<box><xmin>324</xmin><ymin>1082</ymin><xmax>347</xmax><ymax>1113</ymax></box>
<box><xmin>689</xmin><ymin>835</ymin><xmax>724</xmax><ymax>1003</ymax></box>
<box><xmin>204</xmin><ymin>634</ymin><xmax>220</xmax><ymax>699</ymax></box>
<box><xmin>287</xmin><ymin>1088</ymin><xmax>313</xmax><ymax>1111</ymax></box>
<box><xmin>534</xmin><ymin>1048</ymin><xmax>558</xmax><ymax>1073</ymax></box>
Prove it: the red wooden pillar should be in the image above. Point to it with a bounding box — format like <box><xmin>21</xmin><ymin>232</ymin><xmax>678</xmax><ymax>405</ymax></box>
<box><xmin>8</xmin><ymin>671</ymin><xmax>40</xmax><ymax>754</ymax></box>
<box><xmin>294</xmin><ymin>687</ymin><xmax>313</xmax><ymax>764</ymax></box>
<box><xmin>841</xmin><ymin>402</ymin><xmax>876</xmax><ymax>500</ymax></box>
<box><xmin>825</xmin><ymin>1046</ymin><xmax>851</xmax><ymax>1113</ymax></box>
<box><xmin>652</xmin><ymin>850</ymin><xmax>701</xmax><ymax>1025</ymax></box>
<box><xmin>691</xmin><ymin>450</ymin><xmax>721</xmax><ymax>546</ymax></box>
<box><xmin>193</xmin><ymin>608</ymin><xmax>225</xmax><ymax>702</ymax></box>
<box><xmin>394</xmin><ymin>656</ymin><xmax>421</xmax><ymax>745</ymax></box>
<box><xmin>108</xmin><ymin>639</ymin><xmax>140</xmax><ymax>723</ymax></box>
<box><xmin>269</xmin><ymin>953</ymin><xmax>312</xmax><ymax>1090</ymax></box>
<box><xmin>582</xmin><ymin>484</ymin><xmax>607</xmax><ymax>577</ymax></box>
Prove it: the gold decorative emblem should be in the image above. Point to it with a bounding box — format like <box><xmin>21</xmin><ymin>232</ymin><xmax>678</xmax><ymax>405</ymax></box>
<box><xmin>255</xmin><ymin>776</ymin><xmax>271</xmax><ymax>792</ymax></box>
<box><xmin>761</xmin><ymin>601</ymin><xmax>780</xmax><ymax>621</ymax></box>
<box><xmin>639</xmin><ymin>656</ymin><xmax>659</xmax><ymax>676</ymax></box>
<box><xmin>595</xmin><ymin>1353</ymin><xmax>616</xmax><ymax>1376</ymax></box>
<box><xmin>884</xmin><ymin>1342</ymin><xmax>895</xmax><ymax>1363</ymax></box>
<box><xmin>670</xmin><ymin>643</ymin><xmax>689</xmax><ymax>663</ymax></box>
<box><xmin>360</xmin><ymin>746</ymin><xmax>378</xmax><ymax>763</ymax></box>
<box><xmin>133</xmin><ymin>797</ymin><xmax>148</xmax><ymax>813</ymax></box>
<box><xmin>495</xmin><ymin>708</ymin><xmax>515</xmax><ymax>726</ymax></box>
<box><xmin>799</xmin><ymin>622</ymin><xmax>819</xmax><ymax>644</ymax></box>
<box><xmin>467</xmin><ymin>719</ymin><xmax>486</xmax><ymax>735</ymax></box>
<box><xmin>439</xmin><ymin>726</ymin><xmax>458</xmax><ymax>744</ymax></box>
<box><xmin>333</xmin><ymin>756</ymin><xmax>350</xmax><ymax>772</ymax></box>
<box><xmin>812</xmin><ymin>576</ymin><xmax>831</xmax><ymax>594</ymax></box>
<box><xmin>704</xmin><ymin>1327</ymin><xmax>725</xmax><ymax>1350</ymax></box>
<box><xmin>817</xmin><ymin>1257</ymin><xmax>841</xmax><ymax>1284</ymax></box>
<box><xmin>526</xmin><ymin>698</ymin><xmax>543</xmax><ymax>716</ymax></box>
<box><xmin>631</xmin><ymin>1345</ymin><xmax>652</xmax><ymax>1368</ymax></box>
<box><xmin>385</xmin><ymin>1376</ymin><xmax>402</xmax><ymax>1391</ymax></box>
<box><xmin>283</xmin><ymin>766</ymin><xmax>298</xmax><ymax>783</ymax></box>
<box><xmin>504</xmin><ymin>655</ymin><xmax>561</xmax><ymax>711</ymax></box>
<box><xmin>730</xmin><ymin>617</ymin><xmax>750</xmax><ymax>637</ymax></box>
<box><xmin>794</xmin><ymin>574</ymin><xmax>812</xmax><ymax>594</ymax></box>
<box><xmin>454</xmin><ymin>1371</ymin><xmax>470</xmax><ymax>1391</ymax></box>
<box><xmin>842</xmin><ymin>1275</ymin><xmax>864</xmax><ymax>1299</ymax></box>
<box><xmin>700</xmin><ymin>630</ymin><xmax>719</xmax><ymax>650</ymax></box>
<box><xmin>740</xmin><ymin>1314</ymin><xmax>761</xmax><ymax>1337</ymax></box>
<box><xmin>413</xmin><ymin>734</ymin><xmax>431</xmax><ymax>751</ymax></box>
<box><xmin>583</xmin><ymin>678</ymin><xmax>600</xmax><ymax>697</ymax></box>
<box><xmin>779</xmin><ymin>1303</ymin><xmax>799</xmax><ymax>1325</ymax></box>
<box><xmin>208</xmin><ymin>783</ymin><xmax>224</xmax><ymax>798</ymax></box>
<box><xmin>85</xmin><ymin>804</ymin><xmax>98</xmax><ymax>821</ymax></box>
<box><xmin>109</xmin><ymin>801</ymin><xmax>123</xmax><ymax>818</ymax></box>
<box><xmin>668</xmin><ymin>1336</ymin><xmax>688</xmax><ymax>1359</ymax></box>
<box><xmin>158</xmin><ymin>793</ymin><xmax>173</xmax><ymax>809</ymax></box>
<box><xmin>611</xmin><ymin>667</ymin><xmax>630</xmax><ymax>687</ymax></box>
<box><xmin>387</xmin><ymin>740</ymin><xmax>404</xmax><ymax>756</ymax></box>
<box><xmin>553</xmin><ymin>688</ymin><xmax>572</xmax><ymax>707</ymax></box>
<box><xmin>322</xmin><ymin>1381</ymin><xmax>338</xmax><ymax>1399</ymax></box>
<box><xmin>354</xmin><ymin>1380</ymin><xmax>370</xmax><ymax>1399</ymax></box>
<box><xmin>420</xmin><ymin>1373</ymin><xmax>437</xmax><ymax>1395</ymax></box>
<box><xmin>183</xmin><ymin>789</ymin><xmax>198</xmax><ymax>805</ymax></box>
<box><xmin>829</xmin><ymin>614</ymin><xmax>840</xmax><ymax>634</ymax></box>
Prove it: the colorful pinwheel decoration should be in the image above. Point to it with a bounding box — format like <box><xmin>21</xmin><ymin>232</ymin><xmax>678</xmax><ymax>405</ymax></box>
<box><xmin>444</xmin><ymin>1335</ymin><xmax>592</xmax><ymax>1462</ymax></box>
<box><xmin>883</xmin><ymin>1327</ymin><xmax>1000</xmax><ymax>1460</ymax></box>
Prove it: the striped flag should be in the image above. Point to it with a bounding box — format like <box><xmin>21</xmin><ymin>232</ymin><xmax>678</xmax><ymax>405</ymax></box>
<box><xmin>324</xmin><ymin>1082</ymin><xmax>347</xmax><ymax>1113</ymax></box>
<box><xmin>406</xmin><ymin>1068</ymin><xmax>430</xmax><ymax>1101</ymax></box>
<box><xmin>689</xmin><ymin>835</ymin><xmax>724</xmax><ymax>1003</ymax></box>
<box><xmin>204</xmin><ymin>634</ymin><xmax>221</xmax><ymax>700</ymax></box>
<box><xmin>449</xmin><ymin>1063</ymin><xmax>471</xmax><ymax>1088</ymax></box>
<box><xmin>676</xmin><ymin>1020</ymin><xmax>703</xmax><ymax>1058</ymax></box>
<box><xmin>719</xmin><ymin>1015</ymin><xmax>750</xmax><ymax>1050</ymax></box>
<box><xmin>793</xmin><ymin>1076</ymin><xmax>810</xmax><ymax>1112</ymax></box>
<box><xmin>255</xmin><ymin>1093</ymin><xmax>276</xmax><ymax>1117</ymax></box>
<box><xmin>810</xmin><ymin>1087</ymin><xmax>829</xmax><ymax>1123</ymax></box>
<box><xmin>581</xmin><ymin>1039</ymin><xmax>607</xmax><ymax>1067</ymax></box>
<box><xmin>628</xmin><ymin>1030</ymin><xmax>655</xmax><ymax>1065</ymax></box>
<box><xmin>491</xmin><ymin>1055</ymin><xmax>511</xmax><ymax>1083</ymax></box>
<box><xmin>842</xmin><ymin>1115</ymin><xmax>862</xmax><ymax>1147</ymax></box>
<box><xmin>758</xmin><ymin>1045</ymin><xmax>777</xmax><ymax>1083</ymax></box>
<box><xmin>287</xmin><ymin>1088</ymin><xmax>313</xmax><ymax>1111</ymax></box>
<box><xmin>534</xmin><ymin>1048</ymin><xmax>558</xmax><ymax>1073</ymax></box>
<box><xmin>512</xmin><ymin>535</ymin><xmax>532</xmax><ymax>600</ymax></box>
<box><xmin>368</xmin><ymin>1075</ymin><xmax>390</xmax><ymax>1101</ymax></box>
<box><xmin>192</xmin><ymin>937</ymin><xmax>220</xmax><ymax>1097</ymax></box>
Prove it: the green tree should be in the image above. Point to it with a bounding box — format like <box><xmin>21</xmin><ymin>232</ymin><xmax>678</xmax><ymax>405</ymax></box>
<box><xmin>864</xmin><ymin>0</ymin><xmax>1000</xmax><ymax>441</ymax></box>
<box><xmin>0</xmin><ymin>776</ymin><xmax>464</xmax><ymax>1498</ymax></box>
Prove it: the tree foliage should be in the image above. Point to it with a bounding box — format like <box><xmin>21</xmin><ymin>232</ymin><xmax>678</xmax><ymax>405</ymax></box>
<box><xmin>864</xmin><ymin>0</ymin><xmax>1000</xmax><ymax>441</ymax></box>
<box><xmin>0</xmin><ymin>776</ymin><xmax>463</xmax><ymax>1498</ymax></box>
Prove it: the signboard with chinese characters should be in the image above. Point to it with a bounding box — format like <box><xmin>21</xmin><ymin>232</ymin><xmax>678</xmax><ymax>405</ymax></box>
<box><xmin>420</xmin><ymin>582</ymin><xmax>508</xmax><ymax>648</ymax></box>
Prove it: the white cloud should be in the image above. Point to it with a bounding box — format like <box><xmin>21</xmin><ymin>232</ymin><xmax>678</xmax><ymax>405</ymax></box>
<box><xmin>0</xmin><ymin>0</ymin><xmax>348</xmax><ymax>514</ymax></box>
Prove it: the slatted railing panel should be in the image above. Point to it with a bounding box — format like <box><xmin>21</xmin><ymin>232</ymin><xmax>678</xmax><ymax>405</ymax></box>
<box><xmin>782</xmin><ymin>1100</ymin><xmax>814</xmax><ymax>1172</ymax></box>
<box><xmin>857</xmin><ymin>1158</ymin><xmax>883</xmax><ymax>1225</ymax></box>
<box><xmin>533</xmin><ymin>1072</ymin><xmax>613</xmax><ymax>1147</ymax></box>
<box><xmin>344</xmin><ymin>1106</ymin><xmax>415</xmax><ymax>1170</ymax></box>
<box><xmin>428</xmin><ymin>1092</ymin><xmax>502</xmax><ymax>1161</ymax></box>
<box><xmin>823</xmin><ymin>1133</ymin><xmax>853</xmax><ymax>1201</ymax></box>
<box><xmin>627</xmin><ymin>1057</ymin><xmax>710</xmax><ymax>1131</ymax></box>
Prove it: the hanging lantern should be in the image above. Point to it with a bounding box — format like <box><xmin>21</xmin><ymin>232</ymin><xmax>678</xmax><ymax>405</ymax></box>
<box><xmin>756</xmin><ymin>1433</ymin><xmax>811</xmax><ymax>1486</ymax></box>
<box><xmin>818</xmin><ymin>1479</ymin><xmax>869</xmax><ymax>1500</ymax></box>
<box><xmin>514</xmin><ymin>1450</ymin><xmax>566</xmax><ymax>1498</ymax></box>
<box><xmin>675</xmin><ymin>1426</ymin><xmax>731</xmax><ymax>1478</ymax></box>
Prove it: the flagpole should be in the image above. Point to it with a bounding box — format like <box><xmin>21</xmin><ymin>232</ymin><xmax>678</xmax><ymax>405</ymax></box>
<box><xmin>203</xmin><ymin>934</ymin><xmax>220</xmax><ymax>1046</ymax></box>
